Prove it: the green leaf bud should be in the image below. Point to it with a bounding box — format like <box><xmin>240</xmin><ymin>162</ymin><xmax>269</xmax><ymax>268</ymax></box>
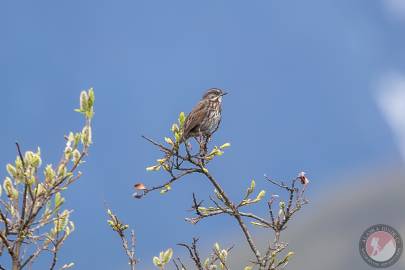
<box><xmin>164</xmin><ymin>137</ymin><xmax>174</xmax><ymax>146</ymax></box>
<box><xmin>256</xmin><ymin>190</ymin><xmax>266</xmax><ymax>201</ymax></box>
<box><xmin>156</xmin><ymin>158</ymin><xmax>166</xmax><ymax>164</ymax></box>
<box><xmin>251</xmin><ymin>221</ymin><xmax>268</xmax><ymax>228</ymax></box>
<box><xmin>214</xmin><ymin>242</ymin><xmax>220</xmax><ymax>252</ymax></box>
<box><xmin>162</xmin><ymin>164</ymin><xmax>170</xmax><ymax>171</ymax></box>
<box><xmin>81</xmin><ymin>126</ymin><xmax>92</xmax><ymax>146</ymax></box>
<box><xmin>27</xmin><ymin>176</ymin><xmax>36</xmax><ymax>185</ymax></box>
<box><xmin>220</xmin><ymin>249</ymin><xmax>228</xmax><ymax>260</ymax></box>
<box><xmin>57</xmin><ymin>164</ymin><xmax>67</xmax><ymax>177</ymax></box>
<box><xmin>146</xmin><ymin>165</ymin><xmax>161</xmax><ymax>171</ymax></box>
<box><xmin>153</xmin><ymin>256</ymin><xmax>162</xmax><ymax>267</ymax></box>
<box><xmin>15</xmin><ymin>156</ymin><xmax>23</xmax><ymax>170</ymax></box>
<box><xmin>174</xmin><ymin>132</ymin><xmax>181</xmax><ymax>143</ymax></box>
<box><xmin>31</xmin><ymin>147</ymin><xmax>42</xmax><ymax>167</ymax></box>
<box><xmin>72</xmin><ymin>149</ymin><xmax>81</xmax><ymax>164</ymax></box>
<box><xmin>220</xmin><ymin>143</ymin><xmax>231</xmax><ymax>149</ymax></box>
<box><xmin>25</xmin><ymin>151</ymin><xmax>34</xmax><ymax>165</ymax></box>
<box><xmin>171</xmin><ymin>123</ymin><xmax>179</xmax><ymax>133</ymax></box>
<box><xmin>55</xmin><ymin>192</ymin><xmax>65</xmax><ymax>208</ymax></box>
<box><xmin>214</xmin><ymin>189</ymin><xmax>223</xmax><ymax>201</ymax></box>
<box><xmin>162</xmin><ymin>248</ymin><xmax>173</xmax><ymax>264</ymax></box>
<box><xmin>247</xmin><ymin>179</ymin><xmax>255</xmax><ymax>195</ymax></box>
<box><xmin>276</xmin><ymin>251</ymin><xmax>295</xmax><ymax>267</ymax></box>
<box><xmin>35</xmin><ymin>183</ymin><xmax>46</xmax><ymax>196</ymax></box>
<box><xmin>88</xmin><ymin>88</ymin><xmax>95</xmax><ymax>109</ymax></box>
<box><xmin>64</xmin><ymin>146</ymin><xmax>73</xmax><ymax>160</ymax></box>
<box><xmin>54</xmin><ymin>210</ymin><xmax>69</xmax><ymax>232</ymax></box>
<box><xmin>179</xmin><ymin>112</ymin><xmax>186</xmax><ymax>127</ymax></box>
<box><xmin>74</xmin><ymin>133</ymin><xmax>81</xmax><ymax>148</ymax></box>
<box><xmin>204</xmin><ymin>258</ymin><xmax>210</xmax><ymax>267</ymax></box>
<box><xmin>3</xmin><ymin>177</ymin><xmax>18</xmax><ymax>199</ymax></box>
<box><xmin>45</xmin><ymin>165</ymin><xmax>56</xmax><ymax>185</ymax></box>
<box><xmin>80</xmin><ymin>91</ymin><xmax>88</xmax><ymax>111</ymax></box>
<box><xmin>160</xmin><ymin>184</ymin><xmax>171</xmax><ymax>194</ymax></box>
<box><xmin>251</xmin><ymin>190</ymin><xmax>266</xmax><ymax>203</ymax></box>
<box><xmin>6</xmin><ymin>164</ymin><xmax>17</xmax><ymax>178</ymax></box>
<box><xmin>69</xmin><ymin>221</ymin><xmax>75</xmax><ymax>232</ymax></box>
<box><xmin>68</xmin><ymin>132</ymin><xmax>75</xmax><ymax>142</ymax></box>
<box><xmin>61</xmin><ymin>262</ymin><xmax>75</xmax><ymax>269</ymax></box>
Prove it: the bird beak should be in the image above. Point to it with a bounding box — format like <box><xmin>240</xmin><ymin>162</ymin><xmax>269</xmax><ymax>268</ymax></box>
<box><xmin>221</xmin><ymin>92</ymin><xmax>228</xmax><ymax>96</ymax></box>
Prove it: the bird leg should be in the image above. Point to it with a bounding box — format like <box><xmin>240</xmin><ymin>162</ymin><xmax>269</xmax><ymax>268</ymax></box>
<box><xmin>200</xmin><ymin>135</ymin><xmax>210</xmax><ymax>158</ymax></box>
<box><xmin>196</xmin><ymin>133</ymin><xmax>209</xmax><ymax>159</ymax></box>
<box><xmin>203</xmin><ymin>134</ymin><xmax>211</xmax><ymax>153</ymax></box>
<box><xmin>184</xmin><ymin>141</ymin><xmax>193</xmax><ymax>158</ymax></box>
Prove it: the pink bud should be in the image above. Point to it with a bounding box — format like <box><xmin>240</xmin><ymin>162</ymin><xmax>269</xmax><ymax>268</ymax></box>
<box><xmin>298</xmin><ymin>171</ymin><xmax>309</xmax><ymax>185</ymax></box>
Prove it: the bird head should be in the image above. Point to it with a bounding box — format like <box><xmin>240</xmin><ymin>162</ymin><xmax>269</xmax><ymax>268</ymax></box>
<box><xmin>202</xmin><ymin>88</ymin><xmax>228</xmax><ymax>102</ymax></box>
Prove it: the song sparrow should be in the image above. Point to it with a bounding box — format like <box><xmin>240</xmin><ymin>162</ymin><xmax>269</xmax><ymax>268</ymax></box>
<box><xmin>181</xmin><ymin>88</ymin><xmax>227</xmax><ymax>146</ymax></box>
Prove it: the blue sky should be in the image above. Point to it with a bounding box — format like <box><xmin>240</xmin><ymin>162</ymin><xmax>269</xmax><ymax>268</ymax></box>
<box><xmin>1</xmin><ymin>0</ymin><xmax>404</xmax><ymax>269</ymax></box>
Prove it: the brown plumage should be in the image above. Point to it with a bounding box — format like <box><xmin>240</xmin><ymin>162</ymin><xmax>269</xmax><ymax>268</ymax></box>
<box><xmin>181</xmin><ymin>88</ymin><xmax>227</xmax><ymax>142</ymax></box>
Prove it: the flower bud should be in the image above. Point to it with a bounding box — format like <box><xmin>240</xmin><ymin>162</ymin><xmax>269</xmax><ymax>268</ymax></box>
<box><xmin>81</xmin><ymin>126</ymin><xmax>92</xmax><ymax>146</ymax></box>
<box><xmin>3</xmin><ymin>177</ymin><xmax>18</xmax><ymax>199</ymax></box>
<box><xmin>6</xmin><ymin>164</ymin><xmax>17</xmax><ymax>178</ymax></box>
<box><xmin>36</xmin><ymin>183</ymin><xmax>46</xmax><ymax>196</ymax></box>
<box><xmin>15</xmin><ymin>156</ymin><xmax>23</xmax><ymax>169</ymax></box>
<box><xmin>45</xmin><ymin>165</ymin><xmax>56</xmax><ymax>185</ymax></box>
<box><xmin>298</xmin><ymin>171</ymin><xmax>309</xmax><ymax>185</ymax></box>
<box><xmin>178</xmin><ymin>112</ymin><xmax>186</xmax><ymax>127</ymax></box>
<box><xmin>72</xmin><ymin>149</ymin><xmax>81</xmax><ymax>164</ymax></box>
<box><xmin>174</xmin><ymin>132</ymin><xmax>181</xmax><ymax>142</ymax></box>
<box><xmin>255</xmin><ymin>190</ymin><xmax>266</xmax><ymax>201</ymax></box>
<box><xmin>247</xmin><ymin>179</ymin><xmax>255</xmax><ymax>195</ymax></box>
<box><xmin>25</xmin><ymin>151</ymin><xmax>34</xmax><ymax>165</ymax></box>
<box><xmin>220</xmin><ymin>143</ymin><xmax>231</xmax><ymax>149</ymax></box>
<box><xmin>171</xmin><ymin>123</ymin><xmax>179</xmax><ymax>133</ymax></box>
<box><xmin>57</xmin><ymin>164</ymin><xmax>67</xmax><ymax>177</ymax></box>
<box><xmin>88</xmin><ymin>88</ymin><xmax>95</xmax><ymax>108</ymax></box>
<box><xmin>54</xmin><ymin>192</ymin><xmax>65</xmax><ymax>208</ymax></box>
<box><xmin>64</xmin><ymin>146</ymin><xmax>73</xmax><ymax>160</ymax></box>
<box><xmin>31</xmin><ymin>147</ymin><xmax>42</xmax><ymax>168</ymax></box>
<box><xmin>162</xmin><ymin>248</ymin><xmax>173</xmax><ymax>264</ymax></box>
<box><xmin>164</xmin><ymin>137</ymin><xmax>174</xmax><ymax>146</ymax></box>
<box><xmin>80</xmin><ymin>91</ymin><xmax>88</xmax><ymax>111</ymax></box>
<box><xmin>146</xmin><ymin>165</ymin><xmax>161</xmax><ymax>171</ymax></box>
<box><xmin>220</xmin><ymin>249</ymin><xmax>228</xmax><ymax>260</ymax></box>
<box><xmin>153</xmin><ymin>257</ymin><xmax>162</xmax><ymax>267</ymax></box>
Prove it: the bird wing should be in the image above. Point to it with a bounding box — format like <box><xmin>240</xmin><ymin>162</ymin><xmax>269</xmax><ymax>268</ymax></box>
<box><xmin>183</xmin><ymin>99</ymin><xmax>207</xmax><ymax>138</ymax></box>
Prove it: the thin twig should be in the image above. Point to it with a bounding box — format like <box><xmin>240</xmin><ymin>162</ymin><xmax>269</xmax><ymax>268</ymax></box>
<box><xmin>16</xmin><ymin>142</ymin><xmax>30</xmax><ymax>224</ymax></box>
<box><xmin>141</xmin><ymin>169</ymin><xmax>200</xmax><ymax>197</ymax></box>
<box><xmin>199</xmin><ymin>169</ymin><xmax>262</xmax><ymax>263</ymax></box>
<box><xmin>178</xmin><ymin>238</ymin><xmax>203</xmax><ymax>270</ymax></box>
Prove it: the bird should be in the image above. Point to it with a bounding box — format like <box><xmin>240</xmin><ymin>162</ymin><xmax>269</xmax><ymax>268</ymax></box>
<box><xmin>181</xmin><ymin>88</ymin><xmax>227</xmax><ymax>150</ymax></box>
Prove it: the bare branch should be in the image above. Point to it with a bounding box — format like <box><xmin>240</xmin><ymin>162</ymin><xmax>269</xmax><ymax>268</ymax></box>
<box><xmin>177</xmin><ymin>238</ymin><xmax>203</xmax><ymax>270</ymax></box>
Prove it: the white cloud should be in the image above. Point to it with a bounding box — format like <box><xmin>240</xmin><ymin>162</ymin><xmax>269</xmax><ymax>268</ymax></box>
<box><xmin>382</xmin><ymin>0</ymin><xmax>405</xmax><ymax>21</ymax></box>
<box><xmin>376</xmin><ymin>72</ymin><xmax>405</xmax><ymax>161</ymax></box>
